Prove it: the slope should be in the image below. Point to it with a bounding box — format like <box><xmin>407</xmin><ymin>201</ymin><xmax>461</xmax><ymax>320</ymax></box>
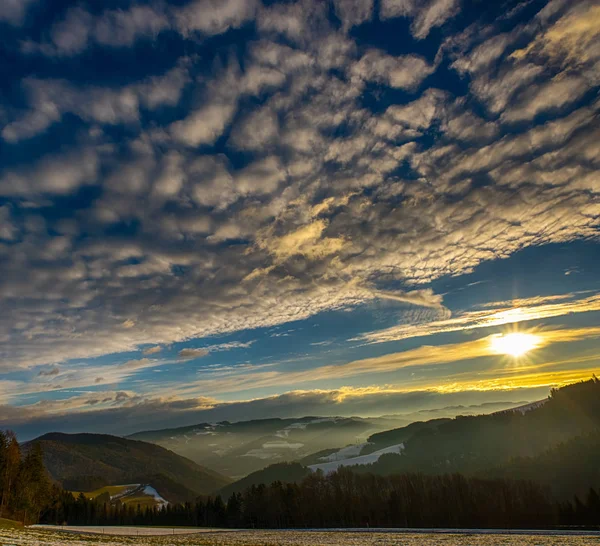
<box><xmin>339</xmin><ymin>378</ymin><xmax>600</xmax><ymax>478</ymax></box>
<box><xmin>28</xmin><ymin>432</ymin><xmax>230</xmax><ymax>502</ymax></box>
<box><xmin>218</xmin><ymin>462</ymin><xmax>312</xmax><ymax>498</ymax></box>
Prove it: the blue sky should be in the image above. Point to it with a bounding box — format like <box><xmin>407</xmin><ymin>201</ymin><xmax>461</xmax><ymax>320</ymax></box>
<box><xmin>0</xmin><ymin>0</ymin><xmax>599</xmax><ymax>439</ymax></box>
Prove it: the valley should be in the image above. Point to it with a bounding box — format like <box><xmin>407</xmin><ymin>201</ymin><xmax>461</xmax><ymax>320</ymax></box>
<box><xmin>127</xmin><ymin>416</ymin><xmax>402</xmax><ymax>479</ymax></box>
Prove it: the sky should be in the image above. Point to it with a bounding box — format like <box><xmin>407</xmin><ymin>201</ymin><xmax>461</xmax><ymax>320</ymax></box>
<box><xmin>0</xmin><ymin>0</ymin><xmax>599</xmax><ymax>440</ymax></box>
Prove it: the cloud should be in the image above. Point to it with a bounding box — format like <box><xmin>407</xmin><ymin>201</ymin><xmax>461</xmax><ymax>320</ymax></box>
<box><xmin>356</xmin><ymin>292</ymin><xmax>600</xmax><ymax>344</ymax></box>
<box><xmin>229</xmin><ymin>106</ymin><xmax>279</xmax><ymax>151</ymax></box>
<box><xmin>37</xmin><ymin>367</ymin><xmax>60</xmax><ymax>377</ymax></box>
<box><xmin>24</xmin><ymin>0</ymin><xmax>260</xmax><ymax>58</ymax></box>
<box><xmin>178</xmin><ymin>348</ymin><xmax>210</xmax><ymax>360</ymax></box>
<box><xmin>167</xmin><ymin>326</ymin><xmax>600</xmax><ymax>402</ymax></box>
<box><xmin>92</xmin><ymin>5</ymin><xmax>169</xmax><ymax>48</ymax></box>
<box><xmin>175</xmin><ymin>0</ymin><xmax>257</xmax><ymax>36</ymax></box>
<box><xmin>0</xmin><ymin>206</ymin><xmax>17</xmax><ymax>241</ymax></box>
<box><xmin>257</xmin><ymin>219</ymin><xmax>346</xmax><ymax>262</ymax></box>
<box><xmin>119</xmin><ymin>358</ymin><xmax>155</xmax><ymax>371</ymax></box>
<box><xmin>0</xmin><ymin>0</ymin><xmax>599</xmax><ymax>407</ymax></box>
<box><xmin>352</xmin><ymin>49</ymin><xmax>435</xmax><ymax>90</ymax></box>
<box><xmin>380</xmin><ymin>0</ymin><xmax>460</xmax><ymax>39</ymax></box>
<box><xmin>23</xmin><ymin>4</ymin><xmax>169</xmax><ymax>56</ymax></box>
<box><xmin>0</xmin><ymin>147</ymin><xmax>99</xmax><ymax>196</ymax></box>
<box><xmin>333</xmin><ymin>0</ymin><xmax>374</xmax><ymax>31</ymax></box>
<box><xmin>171</xmin><ymin>102</ymin><xmax>236</xmax><ymax>146</ymax></box>
<box><xmin>207</xmin><ymin>340</ymin><xmax>256</xmax><ymax>351</ymax></box>
<box><xmin>4</xmin><ymin>383</ymin><xmax>554</xmax><ymax>441</ymax></box>
<box><xmin>143</xmin><ymin>346</ymin><xmax>163</xmax><ymax>356</ymax></box>
<box><xmin>0</xmin><ymin>0</ymin><xmax>37</xmax><ymax>25</ymax></box>
<box><xmin>178</xmin><ymin>340</ymin><xmax>254</xmax><ymax>360</ymax></box>
<box><xmin>501</xmin><ymin>74</ymin><xmax>592</xmax><ymax>123</ymax></box>
<box><xmin>2</xmin><ymin>61</ymin><xmax>190</xmax><ymax>143</ymax></box>
<box><xmin>511</xmin><ymin>2</ymin><xmax>600</xmax><ymax>68</ymax></box>
<box><xmin>373</xmin><ymin>288</ymin><xmax>446</xmax><ymax>309</ymax></box>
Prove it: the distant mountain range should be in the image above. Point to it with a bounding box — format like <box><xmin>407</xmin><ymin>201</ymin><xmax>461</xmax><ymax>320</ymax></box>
<box><xmin>27</xmin><ymin>432</ymin><xmax>230</xmax><ymax>503</ymax></box>
<box><xmin>127</xmin><ymin>416</ymin><xmax>403</xmax><ymax>479</ymax></box>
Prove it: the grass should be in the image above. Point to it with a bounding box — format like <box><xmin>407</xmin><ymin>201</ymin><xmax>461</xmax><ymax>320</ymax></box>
<box><xmin>70</xmin><ymin>484</ymin><xmax>163</xmax><ymax>508</ymax></box>
<box><xmin>119</xmin><ymin>495</ymin><xmax>159</xmax><ymax>508</ymax></box>
<box><xmin>72</xmin><ymin>485</ymin><xmax>138</xmax><ymax>499</ymax></box>
<box><xmin>0</xmin><ymin>517</ymin><xmax>23</xmax><ymax>529</ymax></box>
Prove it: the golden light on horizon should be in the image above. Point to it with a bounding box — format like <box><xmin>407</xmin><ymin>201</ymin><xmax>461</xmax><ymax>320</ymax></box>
<box><xmin>490</xmin><ymin>332</ymin><xmax>541</xmax><ymax>358</ymax></box>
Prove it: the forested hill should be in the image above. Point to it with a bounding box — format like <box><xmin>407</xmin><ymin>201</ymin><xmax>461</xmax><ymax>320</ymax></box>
<box><xmin>27</xmin><ymin>432</ymin><xmax>230</xmax><ymax>501</ymax></box>
<box><xmin>488</xmin><ymin>430</ymin><xmax>600</xmax><ymax>500</ymax></box>
<box><xmin>218</xmin><ymin>462</ymin><xmax>312</xmax><ymax>498</ymax></box>
<box><xmin>366</xmin><ymin>378</ymin><xmax>600</xmax><ymax>472</ymax></box>
<box><xmin>317</xmin><ymin>378</ymin><xmax>600</xmax><ymax>499</ymax></box>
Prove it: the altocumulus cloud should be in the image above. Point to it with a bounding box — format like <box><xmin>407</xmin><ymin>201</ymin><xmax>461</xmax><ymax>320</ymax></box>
<box><xmin>0</xmin><ymin>0</ymin><xmax>598</xmax><ymax>427</ymax></box>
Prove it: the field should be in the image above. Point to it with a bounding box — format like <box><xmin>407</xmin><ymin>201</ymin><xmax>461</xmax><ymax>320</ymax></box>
<box><xmin>72</xmin><ymin>484</ymin><xmax>168</xmax><ymax>508</ymax></box>
<box><xmin>3</xmin><ymin>527</ymin><xmax>600</xmax><ymax>546</ymax></box>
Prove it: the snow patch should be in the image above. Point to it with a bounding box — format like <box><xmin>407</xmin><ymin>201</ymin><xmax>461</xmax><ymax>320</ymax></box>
<box><xmin>309</xmin><ymin>443</ymin><xmax>404</xmax><ymax>474</ymax></box>
<box><xmin>142</xmin><ymin>485</ymin><xmax>168</xmax><ymax>508</ymax></box>
<box><xmin>493</xmin><ymin>399</ymin><xmax>548</xmax><ymax>416</ymax></box>
<box><xmin>319</xmin><ymin>443</ymin><xmax>368</xmax><ymax>462</ymax></box>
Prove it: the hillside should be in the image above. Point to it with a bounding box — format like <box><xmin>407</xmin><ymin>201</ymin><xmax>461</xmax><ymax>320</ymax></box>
<box><xmin>489</xmin><ymin>430</ymin><xmax>600</xmax><ymax>500</ymax></box>
<box><xmin>218</xmin><ymin>462</ymin><xmax>312</xmax><ymax>498</ymax></box>
<box><xmin>363</xmin><ymin>418</ymin><xmax>451</xmax><ymax>454</ymax></box>
<box><xmin>28</xmin><ymin>433</ymin><xmax>230</xmax><ymax>502</ymax></box>
<box><xmin>222</xmin><ymin>379</ymin><xmax>600</xmax><ymax>500</ymax></box>
<box><xmin>322</xmin><ymin>379</ymin><xmax>600</xmax><ymax>485</ymax></box>
<box><xmin>76</xmin><ymin>483</ymin><xmax>169</xmax><ymax>509</ymax></box>
<box><xmin>128</xmin><ymin>416</ymin><xmax>400</xmax><ymax>479</ymax></box>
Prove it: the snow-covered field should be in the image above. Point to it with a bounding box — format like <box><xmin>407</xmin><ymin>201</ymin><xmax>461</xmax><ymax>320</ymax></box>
<box><xmin>5</xmin><ymin>527</ymin><xmax>600</xmax><ymax>545</ymax></box>
<box><xmin>31</xmin><ymin>525</ymin><xmax>225</xmax><ymax>536</ymax></box>
<box><xmin>309</xmin><ymin>443</ymin><xmax>404</xmax><ymax>474</ymax></box>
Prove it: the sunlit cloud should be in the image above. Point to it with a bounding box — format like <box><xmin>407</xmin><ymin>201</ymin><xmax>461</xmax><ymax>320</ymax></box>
<box><xmin>176</xmin><ymin>326</ymin><xmax>600</xmax><ymax>396</ymax></box>
<box><xmin>433</xmin><ymin>368</ymin><xmax>600</xmax><ymax>394</ymax></box>
<box><xmin>356</xmin><ymin>292</ymin><xmax>600</xmax><ymax>344</ymax></box>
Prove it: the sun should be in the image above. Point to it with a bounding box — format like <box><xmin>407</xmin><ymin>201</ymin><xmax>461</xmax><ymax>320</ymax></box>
<box><xmin>490</xmin><ymin>332</ymin><xmax>541</xmax><ymax>358</ymax></box>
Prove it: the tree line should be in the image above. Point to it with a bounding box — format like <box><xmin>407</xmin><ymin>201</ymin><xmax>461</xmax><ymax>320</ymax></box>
<box><xmin>0</xmin><ymin>430</ymin><xmax>52</xmax><ymax>524</ymax></box>
<box><xmin>43</xmin><ymin>468</ymin><xmax>600</xmax><ymax>529</ymax></box>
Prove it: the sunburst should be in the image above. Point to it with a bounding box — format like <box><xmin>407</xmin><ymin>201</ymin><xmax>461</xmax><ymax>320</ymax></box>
<box><xmin>490</xmin><ymin>332</ymin><xmax>541</xmax><ymax>358</ymax></box>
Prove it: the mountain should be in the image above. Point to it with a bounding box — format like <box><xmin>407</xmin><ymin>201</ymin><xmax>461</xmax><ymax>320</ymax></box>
<box><xmin>314</xmin><ymin>378</ymin><xmax>600</xmax><ymax>492</ymax></box>
<box><xmin>27</xmin><ymin>432</ymin><xmax>230</xmax><ymax>502</ymax></box>
<box><xmin>128</xmin><ymin>416</ymin><xmax>400</xmax><ymax>479</ymax></box>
